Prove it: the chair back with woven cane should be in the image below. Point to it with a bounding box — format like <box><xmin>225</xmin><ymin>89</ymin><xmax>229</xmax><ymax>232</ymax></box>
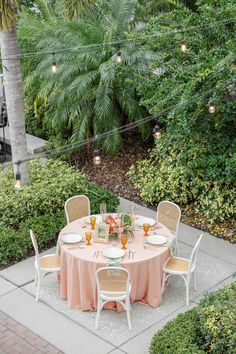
<box><xmin>157</xmin><ymin>201</ymin><xmax>181</xmax><ymax>233</ymax></box>
<box><xmin>95</xmin><ymin>267</ymin><xmax>132</xmax><ymax>330</ymax></box>
<box><xmin>188</xmin><ymin>234</ymin><xmax>204</xmax><ymax>272</ymax></box>
<box><xmin>30</xmin><ymin>229</ymin><xmax>40</xmax><ymax>268</ymax></box>
<box><xmin>96</xmin><ymin>267</ymin><xmax>130</xmax><ymax>298</ymax></box>
<box><xmin>64</xmin><ymin>195</ymin><xmax>90</xmax><ymax>223</ymax></box>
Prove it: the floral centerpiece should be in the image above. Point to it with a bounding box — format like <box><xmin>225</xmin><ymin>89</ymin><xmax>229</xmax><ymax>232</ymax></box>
<box><xmin>105</xmin><ymin>215</ymin><xmax>120</xmax><ymax>236</ymax></box>
<box><xmin>104</xmin><ymin>214</ymin><xmax>134</xmax><ymax>240</ymax></box>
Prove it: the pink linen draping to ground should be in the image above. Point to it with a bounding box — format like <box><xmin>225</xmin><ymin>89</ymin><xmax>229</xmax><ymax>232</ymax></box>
<box><xmin>59</xmin><ymin>215</ymin><xmax>172</xmax><ymax>311</ymax></box>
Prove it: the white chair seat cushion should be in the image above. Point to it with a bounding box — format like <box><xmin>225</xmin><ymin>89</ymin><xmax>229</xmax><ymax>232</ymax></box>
<box><xmin>39</xmin><ymin>254</ymin><xmax>60</xmax><ymax>270</ymax></box>
<box><xmin>164</xmin><ymin>257</ymin><xmax>189</xmax><ymax>273</ymax></box>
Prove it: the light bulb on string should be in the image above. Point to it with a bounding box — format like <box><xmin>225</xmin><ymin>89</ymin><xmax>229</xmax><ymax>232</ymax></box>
<box><xmin>14</xmin><ymin>162</ymin><xmax>21</xmax><ymax>190</ymax></box>
<box><xmin>93</xmin><ymin>149</ymin><xmax>102</xmax><ymax>166</ymax></box>
<box><xmin>51</xmin><ymin>53</ymin><xmax>57</xmax><ymax>73</ymax></box>
<box><xmin>116</xmin><ymin>51</ymin><xmax>122</xmax><ymax>64</ymax></box>
<box><xmin>208</xmin><ymin>103</ymin><xmax>216</xmax><ymax>113</ymax></box>
<box><xmin>153</xmin><ymin>125</ymin><xmax>161</xmax><ymax>139</ymax></box>
<box><xmin>180</xmin><ymin>40</ymin><xmax>187</xmax><ymax>52</ymax></box>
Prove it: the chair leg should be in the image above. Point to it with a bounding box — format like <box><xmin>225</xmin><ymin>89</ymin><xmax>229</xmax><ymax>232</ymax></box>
<box><xmin>193</xmin><ymin>270</ymin><xmax>197</xmax><ymax>290</ymax></box>
<box><xmin>161</xmin><ymin>272</ymin><xmax>166</xmax><ymax>294</ymax></box>
<box><xmin>186</xmin><ymin>277</ymin><xmax>190</xmax><ymax>307</ymax></box>
<box><xmin>95</xmin><ymin>299</ymin><xmax>102</xmax><ymax>330</ymax></box>
<box><xmin>34</xmin><ymin>270</ymin><xmax>38</xmax><ymax>286</ymax></box>
<box><xmin>126</xmin><ymin>299</ymin><xmax>132</xmax><ymax>330</ymax></box>
<box><xmin>175</xmin><ymin>240</ymin><xmax>179</xmax><ymax>257</ymax></box>
<box><xmin>35</xmin><ymin>272</ymin><xmax>41</xmax><ymax>302</ymax></box>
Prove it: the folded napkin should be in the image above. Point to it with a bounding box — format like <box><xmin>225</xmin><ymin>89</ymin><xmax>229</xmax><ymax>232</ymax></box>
<box><xmin>106</xmin><ymin>258</ymin><xmax>122</xmax><ymax>267</ymax></box>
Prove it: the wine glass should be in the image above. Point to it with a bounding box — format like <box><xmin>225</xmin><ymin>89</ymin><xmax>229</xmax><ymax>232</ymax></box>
<box><xmin>100</xmin><ymin>202</ymin><xmax>106</xmax><ymax>221</ymax></box>
<box><xmin>143</xmin><ymin>223</ymin><xmax>150</xmax><ymax>237</ymax></box>
<box><xmin>90</xmin><ymin>216</ymin><xmax>96</xmax><ymax>230</ymax></box>
<box><xmin>121</xmin><ymin>234</ymin><xmax>128</xmax><ymax>250</ymax></box>
<box><xmin>85</xmin><ymin>231</ymin><xmax>92</xmax><ymax>246</ymax></box>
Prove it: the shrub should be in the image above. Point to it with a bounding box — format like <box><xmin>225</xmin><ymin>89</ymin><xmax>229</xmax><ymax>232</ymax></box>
<box><xmin>198</xmin><ymin>282</ymin><xmax>236</xmax><ymax>354</ymax></box>
<box><xmin>19</xmin><ymin>212</ymin><xmax>66</xmax><ymax>250</ymax></box>
<box><xmin>0</xmin><ymin>159</ymin><xmax>119</xmax><ymax>267</ymax></box>
<box><xmin>150</xmin><ymin>309</ymin><xmax>204</xmax><ymax>354</ymax></box>
<box><xmin>128</xmin><ymin>140</ymin><xmax>236</xmax><ymax>223</ymax></box>
<box><xmin>0</xmin><ymin>159</ymin><xmax>119</xmax><ymax>227</ymax></box>
<box><xmin>0</xmin><ymin>212</ymin><xmax>65</xmax><ymax>267</ymax></box>
<box><xmin>150</xmin><ymin>282</ymin><xmax>236</xmax><ymax>354</ymax></box>
<box><xmin>0</xmin><ymin>226</ymin><xmax>28</xmax><ymax>266</ymax></box>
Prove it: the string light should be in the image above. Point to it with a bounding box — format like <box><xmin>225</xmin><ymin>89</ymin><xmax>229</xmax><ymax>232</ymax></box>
<box><xmin>14</xmin><ymin>162</ymin><xmax>21</xmax><ymax>190</ymax></box>
<box><xmin>116</xmin><ymin>51</ymin><xmax>122</xmax><ymax>64</ymax></box>
<box><xmin>0</xmin><ymin>82</ymin><xmax>232</xmax><ymax>172</ymax></box>
<box><xmin>51</xmin><ymin>53</ymin><xmax>57</xmax><ymax>73</ymax></box>
<box><xmin>180</xmin><ymin>40</ymin><xmax>187</xmax><ymax>52</ymax></box>
<box><xmin>208</xmin><ymin>103</ymin><xmax>216</xmax><ymax>113</ymax></box>
<box><xmin>93</xmin><ymin>149</ymin><xmax>102</xmax><ymax>165</ymax></box>
<box><xmin>1</xmin><ymin>18</ymin><xmax>234</xmax><ymax>62</ymax></box>
<box><xmin>153</xmin><ymin>125</ymin><xmax>161</xmax><ymax>139</ymax></box>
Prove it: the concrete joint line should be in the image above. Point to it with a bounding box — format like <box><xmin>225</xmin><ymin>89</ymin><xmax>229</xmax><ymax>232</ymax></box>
<box><xmin>20</xmin><ymin>286</ymin><xmax>117</xmax><ymax>349</ymax></box>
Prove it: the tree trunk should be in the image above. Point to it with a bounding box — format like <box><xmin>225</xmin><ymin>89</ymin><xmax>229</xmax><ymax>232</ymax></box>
<box><xmin>0</xmin><ymin>24</ymin><xmax>28</xmax><ymax>186</ymax></box>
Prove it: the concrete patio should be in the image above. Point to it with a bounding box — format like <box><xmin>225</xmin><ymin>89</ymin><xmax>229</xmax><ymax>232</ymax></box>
<box><xmin>0</xmin><ymin>197</ymin><xmax>235</xmax><ymax>354</ymax></box>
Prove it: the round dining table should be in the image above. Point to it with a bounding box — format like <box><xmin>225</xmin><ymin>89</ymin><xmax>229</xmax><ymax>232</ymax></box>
<box><xmin>59</xmin><ymin>214</ymin><xmax>172</xmax><ymax>311</ymax></box>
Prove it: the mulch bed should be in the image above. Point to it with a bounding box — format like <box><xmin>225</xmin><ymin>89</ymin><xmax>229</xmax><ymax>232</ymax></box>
<box><xmin>70</xmin><ymin>138</ymin><xmax>235</xmax><ymax>244</ymax></box>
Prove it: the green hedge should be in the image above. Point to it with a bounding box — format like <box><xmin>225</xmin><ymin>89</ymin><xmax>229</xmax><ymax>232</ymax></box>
<box><xmin>0</xmin><ymin>212</ymin><xmax>65</xmax><ymax>266</ymax></box>
<box><xmin>150</xmin><ymin>282</ymin><xmax>236</xmax><ymax>354</ymax></box>
<box><xmin>0</xmin><ymin>159</ymin><xmax>119</xmax><ymax>267</ymax></box>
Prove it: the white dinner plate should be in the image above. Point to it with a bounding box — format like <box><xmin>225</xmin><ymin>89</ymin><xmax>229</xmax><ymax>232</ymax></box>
<box><xmin>61</xmin><ymin>234</ymin><xmax>83</xmax><ymax>244</ymax></box>
<box><xmin>84</xmin><ymin>215</ymin><xmax>103</xmax><ymax>224</ymax></box>
<box><xmin>103</xmin><ymin>248</ymin><xmax>125</xmax><ymax>259</ymax></box>
<box><xmin>146</xmin><ymin>235</ymin><xmax>168</xmax><ymax>246</ymax></box>
<box><xmin>135</xmin><ymin>216</ymin><xmax>156</xmax><ymax>227</ymax></box>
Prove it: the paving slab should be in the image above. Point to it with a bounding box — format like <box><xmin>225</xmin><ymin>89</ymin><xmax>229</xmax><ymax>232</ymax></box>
<box><xmin>21</xmin><ymin>242</ymin><xmax>235</xmax><ymax>348</ymax></box>
<box><xmin>0</xmin><ymin>288</ymin><xmax>114</xmax><ymax>354</ymax></box>
<box><xmin>192</xmin><ymin>274</ymin><xmax>236</xmax><ymax>304</ymax></box>
<box><xmin>0</xmin><ymin>277</ymin><xmax>16</xmax><ymax>297</ymax></box>
<box><xmin>0</xmin><ymin>247</ymin><xmax>56</xmax><ymax>286</ymax></box>
<box><xmin>179</xmin><ymin>223</ymin><xmax>236</xmax><ymax>265</ymax></box>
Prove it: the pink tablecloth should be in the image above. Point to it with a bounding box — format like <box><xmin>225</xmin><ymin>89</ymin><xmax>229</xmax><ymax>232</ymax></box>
<box><xmin>59</xmin><ymin>215</ymin><xmax>172</xmax><ymax>311</ymax></box>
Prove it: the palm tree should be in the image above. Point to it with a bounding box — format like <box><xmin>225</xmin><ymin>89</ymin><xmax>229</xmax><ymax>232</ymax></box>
<box><xmin>0</xmin><ymin>0</ymin><xmax>28</xmax><ymax>185</ymax></box>
<box><xmin>19</xmin><ymin>0</ymin><xmax>152</xmax><ymax>154</ymax></box>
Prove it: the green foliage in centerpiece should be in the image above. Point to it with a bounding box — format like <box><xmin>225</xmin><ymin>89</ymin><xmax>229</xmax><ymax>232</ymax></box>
<box><xmin>120</xmin><ymin>213</ymin><xmax>133</xmax><ymax>234</ymax></box>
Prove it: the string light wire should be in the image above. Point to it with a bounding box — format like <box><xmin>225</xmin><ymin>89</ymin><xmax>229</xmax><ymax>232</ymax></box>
<box><xmin>0</xmin><ymin>18</ymin><xmax>235</xmax><ymax>61</ymax></box>
<box><xmin>1</xmin><ymin>82</ymin><xmax>231</xmax><ymax>172</ymax></box>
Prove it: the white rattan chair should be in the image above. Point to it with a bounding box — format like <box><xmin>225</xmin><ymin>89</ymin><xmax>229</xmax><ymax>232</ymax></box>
<box><xmin>64</xmin><ymin>195</ymin><xmax>90</xmax><ymax>224</ymax></box>
<box><xmin>30</xmin><ymin>230</ymin><xmax>60</xmax><ymax>302</ymax></box>
<box><xmin>162</xmin><ymin>234</ymin><xmax>204</xmax><ymax>306</ymax></box>
<box><xmin>157</xmin><ymin>201</ymin><xmax>181</xmax><ymax>255</ymax></box>
<box><xmin>95</xmin><ymin>267</ymin><xmax>132</xmax><ymax>330</ymax></box>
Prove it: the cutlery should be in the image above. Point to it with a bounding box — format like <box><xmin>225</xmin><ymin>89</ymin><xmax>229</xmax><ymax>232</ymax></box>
<box><xmin>78</xmin><ymin>221</ymin><xmax>87</xmax><ymax>228</ymax></box>
<box><xmin>128</xmin><ymin>250</ymin><xmax>131</xmax><ymax>259</ymax></box>
<box><xmin>96</xmin><ymin>251</ymin><xmax>99</xmax><ymax>258</ymax></box>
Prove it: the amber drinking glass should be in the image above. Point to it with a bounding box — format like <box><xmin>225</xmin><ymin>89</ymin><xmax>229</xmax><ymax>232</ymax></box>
<box><xmin>143</xmin><ymin>223</ymin><xmax>150</xmax><ymax>237</ymax></box>
<box><xmin>90</xmin><ymin>216</ymin><xmax>96</xmax><ymax>230</ymax></box>
<box><xmin>121</xmin><ymin>234</ymin><xmax>128</xmax><ymax>250</ymax></box>
<box><xmin>85</xmin><ymin>231</ymin><xmax>92</xmax><ymax>246</ymax></box>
